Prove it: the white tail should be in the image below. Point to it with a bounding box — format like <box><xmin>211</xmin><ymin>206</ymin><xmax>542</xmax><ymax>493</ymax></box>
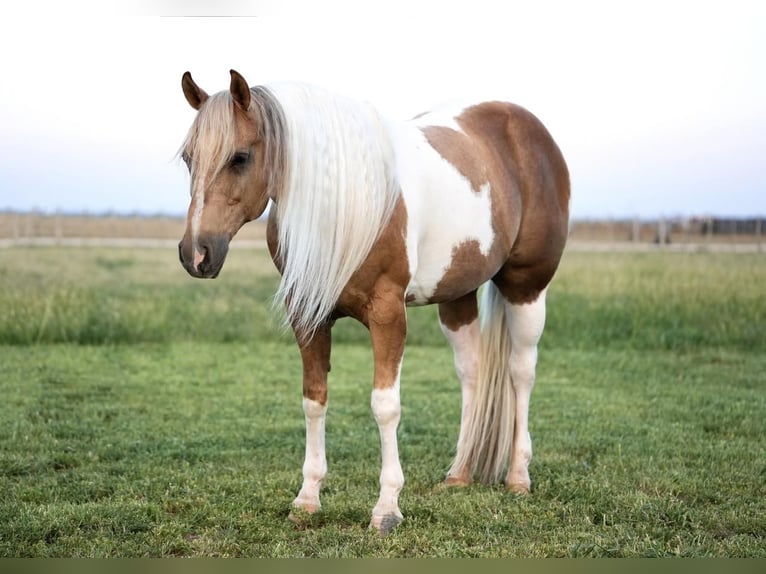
<box><xmin>451</xmin><ymin>282</ymin><xmax>516</xmax><ymax>484</ymax></box>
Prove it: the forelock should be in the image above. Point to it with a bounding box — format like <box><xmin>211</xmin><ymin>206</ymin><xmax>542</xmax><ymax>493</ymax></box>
<box><xmin>180</xmin><ymin>91</ymin><xmax>240</xmax><ymax>185</ymax></box>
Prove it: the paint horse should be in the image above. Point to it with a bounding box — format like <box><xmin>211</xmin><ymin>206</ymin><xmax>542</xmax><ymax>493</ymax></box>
<box><xmin>177</xmin><ymin>70</ymin><xmax>570</xmax><ymax>534</ymax></box>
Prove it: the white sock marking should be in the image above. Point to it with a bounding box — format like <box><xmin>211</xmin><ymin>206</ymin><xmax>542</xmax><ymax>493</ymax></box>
<box><xmin>439</xmin><ymin>318</ymin><xmax>480</xmax><ymax>474</ymax></box>
<box><xmin>293</xmin><ymin>397</ymin><xmax>327</xmax><ymax>510</ymax></box>
<box><xmin>370</xmin><ymin>374</ymin><xmax>404</xmax><ymax>521</ymax></box>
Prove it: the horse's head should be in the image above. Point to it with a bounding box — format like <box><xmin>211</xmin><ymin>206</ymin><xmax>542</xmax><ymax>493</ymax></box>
<box><xmin>177</xmin><ymin>70</ymin><xmax>279</xmax><ymax>278</ymax></box>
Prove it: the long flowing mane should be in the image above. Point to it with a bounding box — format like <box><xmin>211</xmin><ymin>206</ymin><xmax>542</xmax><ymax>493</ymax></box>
<box><xmin>266</xmin><ymin>83</ymin><xmax>400</xmax><ymax>338</ymax></box>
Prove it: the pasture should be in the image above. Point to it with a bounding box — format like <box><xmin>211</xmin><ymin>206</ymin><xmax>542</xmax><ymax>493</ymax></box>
<box><xmin>0</xmin><ymin>244</ymin><xmax>764</xmax><ymax>557</ymax></box>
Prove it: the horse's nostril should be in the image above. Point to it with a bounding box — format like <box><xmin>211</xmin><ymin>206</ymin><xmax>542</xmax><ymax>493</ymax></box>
<box><xmin>193</xmin><ymin>246</ymin><xmax>208</xmax><ymax>272</ymax></box>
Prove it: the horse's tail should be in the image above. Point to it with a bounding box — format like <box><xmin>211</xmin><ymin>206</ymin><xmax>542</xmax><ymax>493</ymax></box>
<box><xmin>452</xmin><ymin>281</ymin><xmax>515</xmax><ymax>484</ymax></box>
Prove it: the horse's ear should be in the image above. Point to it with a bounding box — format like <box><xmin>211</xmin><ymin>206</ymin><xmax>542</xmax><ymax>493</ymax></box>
<box><xmin>230</xmin><ymin>69</ymin><xmax>251</xmax><ymax>111</ymax></box>
<box><xmin>182</xmin><ymin>71</ymin><xmax>208</xmax><ymax>110</ymax></box>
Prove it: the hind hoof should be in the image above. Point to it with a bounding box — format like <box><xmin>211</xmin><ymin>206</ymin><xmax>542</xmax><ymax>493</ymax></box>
<box><xmin>507</xmin><ymin>482</ymin><xmax>531</xmax><ymax>495</ymax></box>
<box><xmin>442</xmin><ymin>474</ymin><xmax>472</xmax><ymax>488</ymax></box>
<box><xmin>369</xmin><ymin>512</ymin><xmax>403</xmax><ymax>535</ymax></box>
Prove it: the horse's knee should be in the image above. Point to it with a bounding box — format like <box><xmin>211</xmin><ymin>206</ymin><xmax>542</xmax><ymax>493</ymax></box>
<box><xmin>371</xmin><ymin>384</ymin><xmax>401</xmax><ymax>426</ymax></box>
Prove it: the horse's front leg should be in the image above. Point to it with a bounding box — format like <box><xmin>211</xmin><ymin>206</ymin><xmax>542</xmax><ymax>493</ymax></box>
<box><xmin>367</xmin><ymin>295</ymin><xmax>407</xmax><ymax>534</ymax></box>
<box><xmin>289</xmin><ymin>322</ymin><xmax>332</xmax><ymax>520</ymax></box>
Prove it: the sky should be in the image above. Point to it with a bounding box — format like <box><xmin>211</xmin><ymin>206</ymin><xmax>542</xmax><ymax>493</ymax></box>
<box><xmin>0</xmin><ymin>0</ymin><xmax>764</xmax><ymax>219</ymax></box>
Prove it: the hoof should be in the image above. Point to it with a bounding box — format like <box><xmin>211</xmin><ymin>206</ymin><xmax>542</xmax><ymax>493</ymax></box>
<box><xmin>369</xmin><ymin>512</ymin><xmax>403</xmax><ymax>535</ymax></box>
<box><xmin>442</xmin><ymin>474</ymin><xmax>472</xmax><ymax>488</ymax></box>
<box><xmin>287</xmin><ymin>503</ymin><xmax>319</xmax><ymax>528</ymax></box>
<box><xmin>507</xmin><ymin>482</ymin><xmax>531</xmax><ymax>495</ymax></box>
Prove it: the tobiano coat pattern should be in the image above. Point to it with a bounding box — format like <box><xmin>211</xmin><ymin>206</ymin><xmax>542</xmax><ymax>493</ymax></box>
<box><xmin>177</xmin><ymin>70</ymin><xmax>570</xmax><ymax>534</ymax></box>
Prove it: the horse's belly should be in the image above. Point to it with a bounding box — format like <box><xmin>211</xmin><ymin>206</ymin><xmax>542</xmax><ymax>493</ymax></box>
<box><xmin>405</xmin><ymin>276</ymin><xmax>481</xmax><ymax>307</ymax></box>
<box><xmin>404</xmin><ymin>241</ymin><xmax>500</xmax><ymax>306</ymax></box>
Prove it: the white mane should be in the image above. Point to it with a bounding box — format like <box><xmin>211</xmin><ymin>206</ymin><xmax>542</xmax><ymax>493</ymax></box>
<box><xmin>267</xmin><ymin>83</ymin><xmax>400</xmax><ymax>339</ymax></box>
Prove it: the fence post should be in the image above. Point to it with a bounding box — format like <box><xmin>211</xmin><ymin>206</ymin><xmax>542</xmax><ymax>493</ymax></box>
<box><xmin>25</xmin><ymin>212</ymin><xmax>34</xmax><ymax>239</ymax></box>
<box><xmin>656</xmin><ymin>218</ymin><xmax>668</xmax><ymax>246</ymax></box>
<box><xmin>55</xmin><ymin>211</ymin><xmax>63</xmax><ymax>245</ymax></box>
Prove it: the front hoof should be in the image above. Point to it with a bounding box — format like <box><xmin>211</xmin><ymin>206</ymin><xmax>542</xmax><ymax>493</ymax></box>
<box><xmin>287</xmin><ymin>503</ymin><xmax>320</xmax><ymax>528</ymax></box>
<box><xmin>369</xmin><ymin>512</ymin><xmax>403</xmax><ymax>535</ymax></box>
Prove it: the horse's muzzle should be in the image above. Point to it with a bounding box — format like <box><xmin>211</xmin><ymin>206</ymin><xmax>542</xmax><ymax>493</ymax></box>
<box><xmin>178</xmin><ymin>234</ymin><xmax>230</xmax><ymax>279</ymax></box>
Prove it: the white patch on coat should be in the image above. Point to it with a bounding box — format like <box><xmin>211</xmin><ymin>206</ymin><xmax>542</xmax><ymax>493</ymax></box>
<box><xmin>385</xmin><ymin>106</ymin><xmax>496</xmax><ymax>305</ymax></box>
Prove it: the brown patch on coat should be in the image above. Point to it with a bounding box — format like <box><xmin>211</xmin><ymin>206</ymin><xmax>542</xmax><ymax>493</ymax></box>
<box><xmin>422</xmin><ymin>101</ymin><xmax>570</xmax><ymax>306</ymax></box>
<box><xmin>421</xmin><ymin>126</ymin><xmax>489</xmax><ymax>193</ymax></box>
<box><xmin>431</xmin><ymin>238</ymin><xmax>504</xmax><ymax>303</ymax></box>
<box><xmin>297</xmin><ymin>322</ymin><xmax>331</xmax><ymax>405</ymax></box>
<box><xmin>438</xmin><ymin>291</ymin><xmax>479</xmax><ymax>332</ymax></box>
<box><xmin>331</xmin><ymin>196</ymin><xmax>410</xmax><ymax>326</ymax></box>
<box><xmin>465</xmin><ymin>103</ymin><xmax>569</xmax><ymax>305</ymax></box>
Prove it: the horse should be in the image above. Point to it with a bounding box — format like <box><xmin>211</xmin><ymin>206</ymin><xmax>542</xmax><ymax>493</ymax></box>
<box><xmin>177</xmin><ymin>70</ymin><xmax>570</xmax><ymax>534</ymax></box>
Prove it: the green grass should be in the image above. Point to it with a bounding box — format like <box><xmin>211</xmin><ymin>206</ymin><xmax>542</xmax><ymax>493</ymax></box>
<box><xmin>0</xmin><ymin>246</ymin><xmax>764</xmax><ymax>557</ymax></box>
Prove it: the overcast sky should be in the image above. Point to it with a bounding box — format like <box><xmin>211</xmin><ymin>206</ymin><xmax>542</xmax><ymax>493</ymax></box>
<box><xmin>0</xmin><ymin>0</ymin><xmax>763</xmax><ymax>219</ymax></box>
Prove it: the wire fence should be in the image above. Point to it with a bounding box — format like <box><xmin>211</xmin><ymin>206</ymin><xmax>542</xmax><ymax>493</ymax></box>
<box><xmin>1</xmin><ymin>211</ymin><xmax>764</xmax><ymax>252</ymax></box>
<box><xmin>571</xmin><ymin>216</ymin><xmax>765</xmax><ymax>244</ymax></box>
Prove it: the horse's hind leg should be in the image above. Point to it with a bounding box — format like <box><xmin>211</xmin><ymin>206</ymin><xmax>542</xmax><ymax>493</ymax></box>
<box><xmin>289</xmin><ymin>322</ymin><xmax>332</xmax><ymax>521</ymax></box>
<box><xmin>504</xmin><ymin>289</ymin><xmax>547</xmax><ymax>494</ymax></box>
<box><xmin>438</xmin><ymin>292</ymin><xmax>480</xmax><ymax>486</ymax></box>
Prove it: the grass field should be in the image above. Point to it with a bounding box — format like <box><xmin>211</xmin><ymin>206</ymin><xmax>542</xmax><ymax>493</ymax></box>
<box><xmin>0</xmin><ymin>245</ymin><xmax>764</xmax><ymax>557</ymax></box>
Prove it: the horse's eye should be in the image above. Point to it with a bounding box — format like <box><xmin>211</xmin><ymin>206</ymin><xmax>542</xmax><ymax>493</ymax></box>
<box><xmin>229</xmin><ymin>151</ymin><xmax>251</xmax><ymax>170</ymax></box>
